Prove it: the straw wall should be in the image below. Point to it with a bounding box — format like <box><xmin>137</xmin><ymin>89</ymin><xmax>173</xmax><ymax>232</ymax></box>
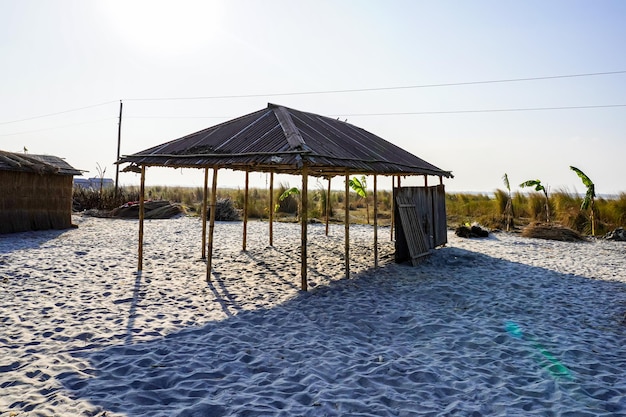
<box><xmin>0</xmin><ymin>171</ymin><xmax>73</xmax><ymax>234</ymax></box>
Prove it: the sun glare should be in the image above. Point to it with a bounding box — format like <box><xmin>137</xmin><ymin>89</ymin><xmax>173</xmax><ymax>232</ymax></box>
<box><xmin>99</xmin><ymin>0</ymin><xmax>222</xmax><ymax>55</ymax></box>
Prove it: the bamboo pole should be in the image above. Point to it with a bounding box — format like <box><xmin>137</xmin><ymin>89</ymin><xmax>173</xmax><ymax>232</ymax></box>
<box><xmin>137</xmin><ymin>166</ymin><xmax>145</xmax><ymax>271</ymax></box>
<box><xmin>301</xmin><ymin>164</ymin><xmax>308</xmax><ymax>291</ymax></box>
<box><xmin>201</xmin><ymin>167</ymin><xmax>209</xmax><ymax>259</ymax></box>
<box><xmin>374</xmin><ymin>174</ymin><xmax>378</xmax><ymax>268</ymax></box>
<box><xmin>269</xmin><ymin>171</ymin><xmax>274</xmax><ymax>246</ymax></box>
<box><xmin>114</xmin><ymin>100</ymin><xmax>123</xmax><ymax>198</ymax></box>
<box><xmin>206</xmin><ymin>167</ymin><xmax>218</xmax><ymax>281</ymax></box>
<box><xmin>243</xmin><ymin>170</ymin><xmax>249</xmax><ymax>251</ymax></box>
<box><xmin>390</xmin><ymin>176</ymin><xmax>395</xmax><ymax>241</ymax></box>
<box><xmin>344</xmin><ymin>171</ymin><xmax>350</xmax><ymax>279</ymax></box>
<box><xmin>325</xmin><ymin>177</ymin><xmax>331</xmax><ymax>236</ymax></box>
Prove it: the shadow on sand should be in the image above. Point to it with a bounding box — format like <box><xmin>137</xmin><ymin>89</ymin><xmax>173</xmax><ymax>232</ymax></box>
<box><xmin>0</xmin><ymin>228</ymin><xmax>70</xmax><ymax>255</ymax></box>
<box><xmin>59</xmin><ymin>245</ymin><xmax>625</xmax><ymax>416</ymax></box>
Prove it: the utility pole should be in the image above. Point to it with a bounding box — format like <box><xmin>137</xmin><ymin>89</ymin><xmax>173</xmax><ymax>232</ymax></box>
<box><xmin>114</xmin><ymin>100</ymin><xmax>123</xmax><ymax>198</ymax></box>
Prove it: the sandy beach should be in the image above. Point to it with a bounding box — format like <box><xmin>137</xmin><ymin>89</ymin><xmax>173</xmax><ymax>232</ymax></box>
<box><xmin>1</xmin><ymin>215</ymin><xmax>624</xmax><ymax>416</ymax></box>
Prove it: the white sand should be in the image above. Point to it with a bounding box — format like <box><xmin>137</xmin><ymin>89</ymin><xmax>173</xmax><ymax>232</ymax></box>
<box><xmin>1</xmin><ymin>215</ymin><xmax>624</xmax><ymax>416</ymax></box>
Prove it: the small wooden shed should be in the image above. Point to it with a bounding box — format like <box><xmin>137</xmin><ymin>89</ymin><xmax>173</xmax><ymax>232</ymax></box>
<box><xmin>0</xmin><ymin>150</ymin><xmax>82</xmax><ymax>234</ymax></box>
<box><xmin>119</xmin><ymin>103</ymin><xmax>453</xmax><ymax>289</ymax></box>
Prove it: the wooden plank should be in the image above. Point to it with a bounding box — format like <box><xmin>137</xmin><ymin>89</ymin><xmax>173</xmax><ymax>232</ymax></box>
<box><xmin>395</xmin><ymin>194</ymin><xmax>430</xmax><ymax>266</ymax></box>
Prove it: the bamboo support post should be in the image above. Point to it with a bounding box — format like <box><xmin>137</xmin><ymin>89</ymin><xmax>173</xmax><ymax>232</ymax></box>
<box><xmin>390</xmin><ymin>176</ymin><xmax>395</xmax><ymax>241</ymax></box>
<box><xmin>243</xmin><ymin>170</ymin><xmax>249</xmax><ymax>251</ymax></box>
<box><xmin>301</xmin><ymin>164</ymin><xmax>308</xmax><ymax>291</ymax></box>
<box><xmin>206</xmin><ymin>167</ymin><xmax>218</xmax><ymax>281</ymax></box>
<box><xmin>344</xmin><ymin>171</ymin><xmax>350</xmax><ymax>279</ymax></box>
<box><xmin>137</xmin><ymin>166</ymin><xmax>145</xmax><ymax>271</ymax></box>
<box><xmin>373</xmin><ymin>174</ymin><xmax>378</xmax><ymax>268</ymax></box>
<box><xmin>269</xmin><ymin>172</ymin><xmax>274</xmax><ymax>246</ymax></box>
<box><xmin>201</xmin><ymin>167</ymin><xmax>208</xmax><ymax>259</ymax></box>
<box><xmin>325</xmin><ymin>177</ymin><xmax>331</xmax><ymax>236</ymax></box>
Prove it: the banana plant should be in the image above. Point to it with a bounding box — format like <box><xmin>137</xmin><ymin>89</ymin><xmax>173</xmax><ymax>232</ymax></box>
<box><xmin>349</xmin><ymin>176</ymin><xmax>369</xmax><ymax>224</ymax></box>
<box><xmin>570</xmin><ymin>166</ymin><xmax>596</xmax><ymax>235</ymax></box>
<box><xmin>520</xmin><ymin>179</ymin><xmax>550</xmax><ymax>223</ymax></box>
<box><xmin>275</xmin><ymin>186</ymin><xmax>300</xmax><ymax>218</ymax></box>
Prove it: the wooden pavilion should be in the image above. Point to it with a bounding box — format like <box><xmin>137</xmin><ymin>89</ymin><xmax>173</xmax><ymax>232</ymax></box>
<box><xmin>118</xmin><ymin>103</ymin><xmax>453</xmax><ymax>290</ymax></box>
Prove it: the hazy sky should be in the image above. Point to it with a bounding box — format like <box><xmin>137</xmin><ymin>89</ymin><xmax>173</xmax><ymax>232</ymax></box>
<box><xmin>1</xmin><ymin>0</ymin><xmax>625</xmax><ymax>194</ymax></box>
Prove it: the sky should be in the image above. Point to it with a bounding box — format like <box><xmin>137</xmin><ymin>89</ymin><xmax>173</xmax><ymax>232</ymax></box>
<box><xmin>1</xmin><ymin>0</ymin><xmax>625</xmax><ymax>195</ymax></box>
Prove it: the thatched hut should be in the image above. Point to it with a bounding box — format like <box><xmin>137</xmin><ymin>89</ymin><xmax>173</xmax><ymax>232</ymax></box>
<box><xmin>0</xmin><ymin>150</ymin><xmax>82</xmax><ymax>234</ymax></box>
<box><xmin>119</xmin><ymin>103</ymin><xmax>453</xmax><ymax>290</ymax></box>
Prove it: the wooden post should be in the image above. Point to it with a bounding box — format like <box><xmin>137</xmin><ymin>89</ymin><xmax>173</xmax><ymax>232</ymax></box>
<box><xmin>424</xmin><ymin>175</ymin><xmax>428</xmax><ymax>187</ymax></box>
<box><xmin>201</xmin><ymin>167</ymin><xmax>208</xmax><ymax>259</ymax></box>
<box><xmin>138</xmin><ymin>165</ymin><xmax>145</xmax><ymax>271</ymax></box>
<box><xmin>374</xmin><ymin>174</ymin><xmax>378</xmax><ymax>268</ymax></box>
<box><xmin>243</xmin><ymin>170</ymin><xmax>249</xmax><ymax>251</ymax></box>
<box><xmin>430</xmin><ymin>177</ymin><xmax>437</xmax><ymax>247</ymax></box>
<box><xmin>325</xmin><ymin>177</ymin><xmax>331</xmax><ymax>236</ymax></box>
<box><xmin>439</xmin><ymin>176</ymin><xmax>443</xmax><ymax>185</ymax></box>
<box><xmin>344</xmin><ymin>171</ymin><xmax>350</xmax><ymax>279</ymax></box>
<box><xmin>269</xmin><ymin>171</ymin><xmax>274</xmax><ymax>246</ymax></box>
<box><xmin>301</xmin><ymin>164</ymin><xmax>308</xmax><ymax>291</ymax></box>
<box><xmin>206</xmin><ymin>167</ymin><xmax>218</xmax><ymax>281</ymax></box>
<box><xmin>114</xmin><ymin>100</ymin><xmax>123</xmax><ymax>198</ymax></box>
<box><xmin>390</xmin><ymin>176</ymin><xmax>395</xmax><ymax>241</ymax></box>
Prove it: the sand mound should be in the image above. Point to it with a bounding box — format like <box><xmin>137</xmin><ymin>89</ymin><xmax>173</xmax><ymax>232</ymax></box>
<box><xmin>521</xmin><ymin>222</ymin><xmax>586</xmax><ymax>242</ymax></box>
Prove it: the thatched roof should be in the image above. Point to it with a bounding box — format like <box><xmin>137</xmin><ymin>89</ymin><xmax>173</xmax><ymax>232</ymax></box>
<box><xmin>0</xmin><ymin>150</ymin><xmax>82</xmax><ymax>176</ymax></box>
<box><xmin>119</xmin><ymin>103</ymin><xmax>452</xmax><ymax>178</ymax></box>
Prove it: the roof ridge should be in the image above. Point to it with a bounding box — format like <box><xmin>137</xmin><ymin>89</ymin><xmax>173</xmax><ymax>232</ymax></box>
<box><xmin>272</xmin><ymin>105</ymin><xmax>309</xmax><ymax>151</ymax></box>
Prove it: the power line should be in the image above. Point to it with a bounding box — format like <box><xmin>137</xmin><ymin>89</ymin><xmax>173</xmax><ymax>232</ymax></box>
<box><xmin>3</xmin><ymin>103</ymin><xmax>624</xmax><ymax>136</ymax></box>
<box><xmin>0</xmin><ymin>118</ymin><xmax>116</xmax><ymax>137</ymax></box>
<box><xmin>331</xmin><ymin>103</ymin><xmax>626</xmax><ymax>117</ymax></box>
<box><xmin>123</xmin><ymin>103</ymin><xmax>626</xmax><ymax>121</ymax></box>
<box><xmin>126</xmin><ymin>116</ymin><xmax>228</xmax><ymax>119</ymax></box>
<box><xmin>124</xmin><ymin>70</ymin><xmax>626</xmax><ymax>102</ymax></box>
<box><xmin>0</xmin><ymin>101</ymin><xmax>117</xmax><ymax>126</ymax></box>
<box><xmin>1</xmin><ymin>69</ymin><xmax>625</xmax><ymax>126</ymax></box>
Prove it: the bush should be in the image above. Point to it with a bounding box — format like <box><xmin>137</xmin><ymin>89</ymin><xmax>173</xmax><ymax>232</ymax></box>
<box><xmin>208</xmin><ymin>198</ymin><xmax>240</xmax><ymax>221</ymax></box>
<box><xmin>73</xmin><ymin>186</ymin><xmax>139</xmax><ymax>211</ymax></box>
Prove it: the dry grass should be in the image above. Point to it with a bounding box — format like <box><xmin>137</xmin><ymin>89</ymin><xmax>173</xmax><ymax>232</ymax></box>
<box><xmin>74</xmin><ymin>186</ymin><xmax>626</xmax><ymax>234</ymax></box>
<box><xmin>446</xmin><ymin>190</ymin><xmax>626</xmax><ymax>236</ymax></box>
<box><xmin>520</xmin><ymin>223</ymin><xmax>586</xmax><ymax>242</ymax></box>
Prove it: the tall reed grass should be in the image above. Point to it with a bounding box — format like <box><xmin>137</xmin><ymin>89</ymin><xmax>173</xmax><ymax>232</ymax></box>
<box><xmin>446</xmin><ymin>189</ymin><xmax>626</xmax><ymax>235</ymax></box>
<box><xmin>73</xmin><ymin>185</ymin><xmax>395</xmax><ymax>225</ymax></box>
<box><xmin>74</xmin><ymin>186</ymin><xmax>625</xmax><ymax>234</ymax></box>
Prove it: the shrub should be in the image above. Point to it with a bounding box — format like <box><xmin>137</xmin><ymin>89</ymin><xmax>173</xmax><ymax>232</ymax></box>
<box><xmin>207</xmin><ymin>198</ymin><xmax>240</xmax><ymax>221</ymax></box>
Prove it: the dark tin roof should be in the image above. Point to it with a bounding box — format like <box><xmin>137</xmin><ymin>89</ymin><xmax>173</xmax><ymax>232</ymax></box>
<box><xmin>0</xmin><ymin>150</ymin><xmax>82</xmax><ymax>176</ymax></box>
<box><xmin>119</xmin><ymin>103</ymin><xmax>453</xmax><ymax>178</ymax></box>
